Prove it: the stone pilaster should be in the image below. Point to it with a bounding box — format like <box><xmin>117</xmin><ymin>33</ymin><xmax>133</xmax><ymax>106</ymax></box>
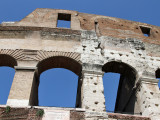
<box><xmin>81</xmin><ymin>63</ymin><xmax>106</xmax><ymax>112</ymax></box>
<box><xmin>7</xmin><ymin>66</ymin><xmax>36</xmax><ymax>107</ymax></box>
<box><xmin>136</xmin><ymin>77</ymin><xmax>160</xmax><ymax>120</ymax></box>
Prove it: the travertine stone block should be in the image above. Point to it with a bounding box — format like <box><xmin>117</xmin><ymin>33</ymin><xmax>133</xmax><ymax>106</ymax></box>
<box><xmin>7</xmin><ymin>68</ymin><xmax>36</xmax><ymax>106</ymax></box>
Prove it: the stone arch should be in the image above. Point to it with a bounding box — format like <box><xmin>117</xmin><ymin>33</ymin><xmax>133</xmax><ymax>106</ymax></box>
<box><xmin>29</xmin><ymin>55</ymin><xmax>82</xmax><ymax>106</ymax></box>
<box><xmin>0</xmin><ymin>54</ymin><xmax>17</xmax><ymax>67</ymax></box>
<box><xmin>102</xmin><ymin>61</ymin><xmax>138</xmax><ymax>78</ymax></box>
<box><xmin>37</xmin><ymin>56</ymin><xmax>82</xmax><ymax>76</ymax></box>
<box><xmin>35</xmin><ymin>51</ymin><xmax>81</xmax><ymax>63</ymax></box>
<box><xmin>102</xmin><ymin>61</ymin><xmax>138</xmax><ymax>114</ymax></box>
<box><xmin>0</xmin><ymin>49</ymin><xmax>25</xmax><ymax>61</ymax></box>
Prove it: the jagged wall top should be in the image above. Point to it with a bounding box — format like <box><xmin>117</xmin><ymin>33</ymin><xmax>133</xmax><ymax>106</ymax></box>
<box><xmin>1</xmin><ymin>8</ymin><xmax>160</xmax><ymax>45</ymax></box>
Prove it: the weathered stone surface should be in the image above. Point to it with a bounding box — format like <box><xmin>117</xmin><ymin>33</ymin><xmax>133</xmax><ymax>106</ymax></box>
<box><xmin>0</xmin><ymin>8</ymin><xmax>160</xmax><ymax>119</ymax></box>
<box><xmin>0</xmin><ymin>106</ymin><xmax>151</xmax><ymax>120</ymax></box>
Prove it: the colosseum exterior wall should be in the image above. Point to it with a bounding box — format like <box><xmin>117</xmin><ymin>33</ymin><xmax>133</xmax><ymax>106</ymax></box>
<box><xmin>0</xmin><ymin>8</ymin><xmax>160</xmax><ymax>120</ymax></box>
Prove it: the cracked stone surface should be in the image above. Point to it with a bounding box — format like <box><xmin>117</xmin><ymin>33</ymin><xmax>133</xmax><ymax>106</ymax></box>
<box><xmin>0</xmin><ymin>8</ymin><xmax>160</xmax><ymax>120</ymax></box>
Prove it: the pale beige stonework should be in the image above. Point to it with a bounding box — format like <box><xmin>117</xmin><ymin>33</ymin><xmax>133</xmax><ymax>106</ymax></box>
<box><xmin>0</xmin><ymin>8</ymin><xmax>160</xmax><ymax>119</ymax></box>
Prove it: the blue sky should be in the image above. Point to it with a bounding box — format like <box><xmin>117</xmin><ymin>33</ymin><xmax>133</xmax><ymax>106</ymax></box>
<box><xmin>0</xmin><ymin>0</ymin><xmax>159</xmax><ymax>26</ymax></box>
<box><xmin>0</xmin><ymin>0</ymin><xmax>160</xmax><ymax>112</ymax></box>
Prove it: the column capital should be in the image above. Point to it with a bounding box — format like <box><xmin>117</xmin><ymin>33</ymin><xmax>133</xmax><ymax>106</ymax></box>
<box><xmin>82</xmin><ymin>70</ymin><xmax>104</xmax><ymax>76</ymax></box>
<box><xmin>142</xmin><ymin>70</ymin><xmax>156</xmax><ymax>79</ymax></box>
<box><xmin>14</xmin><ymin>66</ymin><xmax>37</xmax><ymax>71</ymax></box>
<box><xmin>138</xmin><ymin>77</ymin><xmax>159</xmax><ymax>84</ymax></box>
<box><xmin>135</xmin><ymin>77</ymin><xmax>159</xmax><ymax>95</ymax></box>
<box><xmin>82</xmin><ymin>63</ymin><xmax>104</xmax><ymax>75</ymax></box>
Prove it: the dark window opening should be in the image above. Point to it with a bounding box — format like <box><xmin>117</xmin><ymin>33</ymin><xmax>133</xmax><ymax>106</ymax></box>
<box><xmin>95</xmin><ymin>21</ymin><xmax>98</xmax><ymax>31</ymax></box>
<box><xmin>140</xmin><ymin>26</ymin><xmax>151</xmax><ymax>37</ymax></box>
<box><xmin>38</xmin><ymin>68</ymin><xmax>78</xmax><ymax>107</ymax></box>
<box><xmin>102</xmin><ymin>61</ymin><xmax>138</xmax><ymax>115</ymax></box>
<box><xmin>95</xmin><ymin>21</ymin><xmax>100</xmax><ymax>35</ymax></box>
<box><xmin>103</xmin><ymin>72</ymin><xmax>120</xmax><ymax>112</ymax></box>
<box><xmin>57</xmin><ymin>13</ymin><xmax>71</xmax><ymax>28</ymax></box>
<box><xmin>0</xmin><ymin>67</ymin><xmax>15</xmax><ymax>104</ymax></box>
<box><xmin>155</xmin><ymin>69</ymin><xmax>160</xmax><ymax>88</ymax></box>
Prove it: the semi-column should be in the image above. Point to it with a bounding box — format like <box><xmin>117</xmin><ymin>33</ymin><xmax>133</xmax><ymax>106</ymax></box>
<box><xmin>7</xmin><ymin>66</ymin><xmax>36</xmax><ymax>107</ymax></box>
<box><xmin>136</xmin><ymin>76</ymin><xmax>160</xmax><ymax>120</ymax></box>
<box><xmin>81</xmin><ymin>63</ymin><xmax>106</xmax><ymax>112</ymax></box>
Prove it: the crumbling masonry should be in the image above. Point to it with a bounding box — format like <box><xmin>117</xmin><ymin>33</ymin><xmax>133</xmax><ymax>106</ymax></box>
<box><xmin>0</xmin><ymin>8</ymin><xmax>160</xmax><ymax>120</ymax></box>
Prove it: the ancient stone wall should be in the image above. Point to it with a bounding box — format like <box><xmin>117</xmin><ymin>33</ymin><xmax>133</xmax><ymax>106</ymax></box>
<box><xmin>0</xmin><ymin>8</ymin><xmax>160</xmax><ymax>119</ymax></box>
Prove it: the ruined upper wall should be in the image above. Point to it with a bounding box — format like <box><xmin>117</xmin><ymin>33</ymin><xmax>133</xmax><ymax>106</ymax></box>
<box><xmin>1</xmin><ymin>9</ymin><xmax>160</xmax><ymax>120</ymax></box>
<box><xmin>1</xmin><ymin>8</ymin><xmax>160</xmax><ymax>45</ymax></box>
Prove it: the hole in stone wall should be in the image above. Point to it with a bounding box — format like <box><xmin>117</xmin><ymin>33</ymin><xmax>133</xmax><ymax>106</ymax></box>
<box><xmin>94</xmin><ymin>83</ymin><xmax>97</xmax><ymax>85</ymax></box>
<box><xmin>140</xmin><ymin>26</ymin><xmax>151</xmax><ymax>37</ymax></box>
<box><xmin>38</xmin><ymin>68</ymin><xmax>78</xmax><ymax>107</ymax></box>
<box><xmin>155</xmin><ymin>104</ymin><xmax>159</xmax><ymax>107</ymax></box>
<box><xmin>95</xmin><ymin>21</ymin><xmax>98</xmax><ymax>33</ymax></box>
<box><xmin>0</xmin><ymin>67</ymin><xmax>15</xmax><ymax>104</ymax></box>
<box><xmin>150</xmin><ymin>92</ymin><xmax>153</xmax><ymax>95</ymax></box>
<box><xmin>93</xmin><ymin>90</ymin><xmax>96</xmax><ymax>93</ymax></box>
<box><xmin>57</xmin><ymin>13</ymin><xmax>71</xmax><ymax>28</ymax></box>
<box><xmin>85</xmin><ymin>106</ymin><xmax>89</xmax><ymax>109</ymax></box>
<box><xmin>103</xmin><ymin>72</ymin><xmax>120</xmax><ymax>112</ymax></box>
<box><xmin>94</xmin><ymin>101</ymin><xmax>99</xmax><ymax>104</ymax></box>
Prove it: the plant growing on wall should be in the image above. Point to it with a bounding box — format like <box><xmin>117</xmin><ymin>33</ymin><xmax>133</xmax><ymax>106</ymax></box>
<box><xmin>36</xmin><ymin>109</ymin><xmax>44</xmax><ymax>117</ymax></box>
<box><xmin>5</xmin><ymin>106</ymin><xmax>11</xmax><ymax>114</ymax></box>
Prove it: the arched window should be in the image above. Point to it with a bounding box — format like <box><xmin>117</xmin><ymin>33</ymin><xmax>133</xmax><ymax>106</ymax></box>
<box><xmin>102</xmin><ymin>61</ymin><xmax>138</xmax><ymax>114</ymax></box>
<box><xmin>0</xmin><ymin>54</ymin><xmax>17</xmax><ymax>104</ymax></box>
<box><xmin>103</xmin><ymin>72</ymin><xmax>120</xmax><ymax>112</ymax></box>
<box><xmin>29</xmin><ymin>56</ymin><xmax>82</xmax><ymax>108</ymax></box>
<box><xmin>39</xmin><ymin>68</ymin><xmax>78</xmax><ymax>107</ymax></box>
<box><xmin>155</xmin><ymin>69</ymin><xmax>160</xmax><ymax>88</ymax></box>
